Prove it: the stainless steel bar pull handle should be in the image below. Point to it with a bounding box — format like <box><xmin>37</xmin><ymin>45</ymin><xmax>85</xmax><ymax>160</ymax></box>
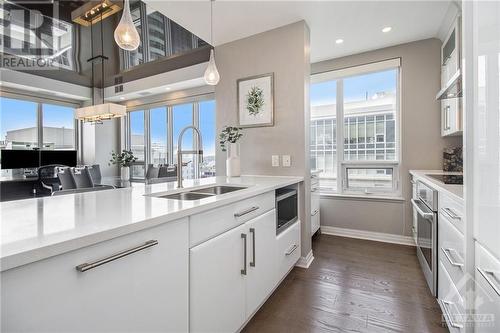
<box><xmin>234</xmin><ymin>206</ymin><xmax>259</xmax><ymax>218</ymax></box>
<box><xmin>76</xmin><ymin>240</ymin><xmax>158</xmax><ymax>272</ymax></box>
<box><xmin>311</xmin><ymin>209</ymin><xmax>319</xmax><ymax>216</ymax></box>
<box><xmin>477</xmin><ymin>267</ymin><xmax>500</xmax><ymax>296</ymax></box>
<box><xmin>440</xmin><ymin>300</ymin><xmax>464</xmax><ymax>328</ymax></box>
<box><xmin>441</xmin><ymin>207</ymin><xmax>461</xmax><ymax>220</ymax></box>
<box><xmin>442</xmin><ymin>247</ymin><xmax>464</xmax><ymax>267</ymax></box>
<box><xmin>411</xmin><ymin>199</ymin><xmax>434</xmax><ymax>219</ymax></box>
<box><xmin>241</xmin><ymin>233</ymin><xmax>247</xmax><ymax>275</ymax></box>
<box><xmin>249</xmin><ymin>228</ymin><xmax>256</xmax><ymax>267</ymax></box>
<box><xmin>285</xmin><ymin>244</ymin><xmax>298</xmax><ymax>256</ymax></box>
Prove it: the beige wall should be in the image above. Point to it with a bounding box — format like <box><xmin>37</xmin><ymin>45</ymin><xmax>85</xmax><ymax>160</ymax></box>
<box><xmin>214</xmin><ymin>21</ymin><xmax>312</xmax><ymax>257</ymax></box>
<box><xmin>312</xmin><ymin>38</ymin><xmax>462</xmax><ymax>237</ymax></box>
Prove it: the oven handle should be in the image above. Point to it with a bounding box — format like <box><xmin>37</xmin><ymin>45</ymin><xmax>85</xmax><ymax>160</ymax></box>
<box><xmin>411</xmin><ymin>199</ymin><xmax>434</xmax><ymax>220</ymax></box>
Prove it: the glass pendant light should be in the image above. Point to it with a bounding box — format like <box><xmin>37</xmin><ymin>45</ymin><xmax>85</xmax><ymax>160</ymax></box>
<box><xmin>204</xmin><ymin>0</ymin><xmax>220</xmax><ymax>85</ymax></box>
<box><xmin>114</xmin><ymin>0</ymin><xmax>140</xmax><ymax>51</ymax></box>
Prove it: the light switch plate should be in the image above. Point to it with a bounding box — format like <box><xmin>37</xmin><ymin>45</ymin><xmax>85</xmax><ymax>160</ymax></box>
<box><xmin>282</xmin><ymin>155</ymin><xmax>291</xmax><ymax>167</ymax></box>
<box><xmin>272</xmin><ymin>155</ymin><xmax>280</xmax><ymax>167</ymax></box>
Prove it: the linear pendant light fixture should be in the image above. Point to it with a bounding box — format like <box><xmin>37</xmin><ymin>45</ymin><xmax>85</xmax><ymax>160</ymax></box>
<box><xmin>114</xmin><ymin>0</ymin><xmax>140</xmax><ymax>51</ymax></box>
<box><xmin>204</xmin><ymin>0</ymin><xmax>220</xmax><ymax>85</ymax></box>
<box><xmin>76</xmin><ymin>4</ymin><xmax>126</xmax><ymax>123</ymax></box>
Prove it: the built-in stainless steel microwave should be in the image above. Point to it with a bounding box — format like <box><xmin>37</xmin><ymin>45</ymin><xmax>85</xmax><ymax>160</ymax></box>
<box><xmin>276</xmin><ymin>188</ymin><xmax>298</xmax><ymax>234</ymax></box>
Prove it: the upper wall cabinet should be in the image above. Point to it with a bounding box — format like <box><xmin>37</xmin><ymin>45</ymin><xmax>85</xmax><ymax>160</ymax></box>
<box><xmin>439</xmin><ymin>15</ymin><xmax>463</xmax><ymax>136</ymax></box>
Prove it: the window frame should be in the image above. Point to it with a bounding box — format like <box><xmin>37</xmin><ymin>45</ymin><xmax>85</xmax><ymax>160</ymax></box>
<box><xmin>311</xmin><ymin>58</ymin><xmax>402</xmax><ymax>197</ymax></box>
<box><xmin>0</xmin><ymin>90</ymin><xmax>79</xmax><ymax>155</ymax></box>
<box><xmin>124</xmin><ymin>94</ymin><xmax>215</xmax><ymax>181</ymax></box>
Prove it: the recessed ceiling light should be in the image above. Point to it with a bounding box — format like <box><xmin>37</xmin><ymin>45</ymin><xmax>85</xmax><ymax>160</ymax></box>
<box><xmin>119</xmin><ymin>96</ymin><xmax>125</xmax><ymax>100</ymax></box>
<box><xmin>335</xmin><ymin>39</ymin><xmax>344</xmax><ymax>44</ymax></box>
<box><xmin>165</xmin><ymin>87</ymin><xmax>171</xmax><ymax>91</ymax></box>
<box><xmin>382</xmin><ymin>26</ymin><xmax>392</xmax><ymax>33</ymax></box>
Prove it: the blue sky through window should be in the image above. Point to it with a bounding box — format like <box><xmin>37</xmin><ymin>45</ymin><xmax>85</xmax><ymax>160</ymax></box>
<box><xmin>1</xmin><ymin>97</ymin><xmax>38</xmax><ymax>140</ymax></box>
<box><xmin>311</xmin><ymin>69</ymin><xmax>397</xmax><ymax>107</ymax></box>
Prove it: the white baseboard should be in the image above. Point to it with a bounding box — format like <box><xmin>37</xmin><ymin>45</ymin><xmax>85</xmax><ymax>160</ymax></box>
<box><xmin>295</xmin><ymin>250</ymin><xmax>314</xmax><ymax>268</ymax></box>
<box><xmin>321</xmin><ymin>226</ymin><xmax>415</xmax><ymax>246</ymax></box>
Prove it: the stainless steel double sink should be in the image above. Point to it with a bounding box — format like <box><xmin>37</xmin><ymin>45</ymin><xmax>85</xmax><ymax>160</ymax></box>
<box><xmin>155</xmin><ymin>185</ymin><xmax>247</xmax><ymax>201</ymax></box>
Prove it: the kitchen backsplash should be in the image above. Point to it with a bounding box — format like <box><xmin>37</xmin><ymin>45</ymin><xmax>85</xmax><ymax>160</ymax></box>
<box><xmin>443</xmin><ymin>146</ymin><xmax>463</xmax><ymax>172</ymax></box>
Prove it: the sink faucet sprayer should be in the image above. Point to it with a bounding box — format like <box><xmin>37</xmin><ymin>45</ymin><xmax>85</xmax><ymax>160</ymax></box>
<box><xmin>177</xmin><ymin>126</ymin><xmax>204</xmax><ymax>188</ymax></box>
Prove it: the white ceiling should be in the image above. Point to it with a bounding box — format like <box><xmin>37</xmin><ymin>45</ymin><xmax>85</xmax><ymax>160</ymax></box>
<box><xmin>145</xmin><ymin>0</ymin><xmax>453</xmax><ymax>63</ymax></box>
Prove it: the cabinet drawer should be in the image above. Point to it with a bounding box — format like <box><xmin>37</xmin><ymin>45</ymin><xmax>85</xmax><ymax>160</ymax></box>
<box><xmin>311</xmin><ymin>211</ymin><xmax>320</xmax><ymax>235</ymax></box>
<box><xmin>438</xmin><ymin>217</ymin><xmax>465</xmax><ymax>296</ymax></box>
<box><xmin>190</xmin><ymin>191</ymin><xmax>275</xmax><ymax>247</ymax></box>
<box><xmin>438</xmin><ymin>261</ymin><xmax>466</xmax><ymax>333</ymax></box>
<box><xmin>276</xmin><ymin>221</ymin><xmax>300</xmax><ymax>281</ymax></box>
<box><xmin>311</xmin><ymin>177</ymin><xmax>319</xmax><ymax>188</ymax></box>
<box><xmin>1</xmin><ymin>219</ymin><xmax>189</xmax><ymax>333</ymax></box>
<box><xmin>474</xmin><ymin>242</ymin><xmax>500</xmax><ymax>333</ymax></box>
<box><xmin>439</xmin><ymin>192</ymin><xmax>464</xmax><ymax>233</ymax></box>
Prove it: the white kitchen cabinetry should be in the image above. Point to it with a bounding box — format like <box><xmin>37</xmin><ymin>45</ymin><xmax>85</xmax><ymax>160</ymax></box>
<box><xmin>441</xmin><ymin>98</ymin><xmax>462</xmax><ymax>136</ymax></box>
<box><xmin>311</xmin><ymin>172</ymin><xmax>320</xmax><ymax>235</ymax></box>
<box><xmin>1</xmin><ymin>218</ymin><xmax>189</xmax><ymax>333</ymax></box>
<box><xmin>245</xmin><ymin>210</ymin><xmax>278</xmax><ymax>317</ymax></box>
<box><xmin>464</xmin><ymin>0</ymin><xmax>500</xmax><ymax>331</ymax></box>
<box><xmin>276</xmin><ymin>220</ymin><xmax>301</xmax><ymax>281</ymax></box>
<box><xmin>190</xmin><ymin>223</ymin><xmax>247</xmax><ymax>333</ymax></box>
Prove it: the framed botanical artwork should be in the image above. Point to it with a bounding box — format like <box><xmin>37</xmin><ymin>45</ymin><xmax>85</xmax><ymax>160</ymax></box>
<box><xmin>237</xmin><ymin>73</ymin><xmax>274</xmax><ymax>127</ymax></box>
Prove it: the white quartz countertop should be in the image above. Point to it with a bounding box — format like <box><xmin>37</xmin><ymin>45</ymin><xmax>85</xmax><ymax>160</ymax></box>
<box><xmin>409</xmin><ymin>170</ymin><xmax>463</xmax><ymax>201</ymax></box>
<box><xmin>0</xmin><ymin>175</ymin><xmax>303</xmax><ymax>272</ymax></box>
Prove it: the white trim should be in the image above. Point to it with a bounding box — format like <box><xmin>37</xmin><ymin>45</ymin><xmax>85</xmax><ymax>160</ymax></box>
<box><xmin>320</xmin><ymin>192</ymin><xmax>405</xmax><ymax>202</ymax></box>
<box><xmin>321</xmin><ymin>226</ymin><xmax>415</xmax><ymax>246</ymax></box>
<box><xmin>295</xmin><ymin>250</ymin><xmax>314</xmax><ymax>268</ymax></box>
<box><xmin>312</xmin><ymin>58</ymin><xmax>401</xmax><ymax>83</ymax></box>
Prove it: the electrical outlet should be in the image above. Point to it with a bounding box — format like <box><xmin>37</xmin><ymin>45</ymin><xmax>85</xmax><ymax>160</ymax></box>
<box><xmin>282</xmin><ymin>155</ymin><xmax>291</xmax><ymax>167</ymax></box>
<box><xmin>272</xmin><ymin>155</ymin><xmax>280</xmax><ymax>167</ymax></box>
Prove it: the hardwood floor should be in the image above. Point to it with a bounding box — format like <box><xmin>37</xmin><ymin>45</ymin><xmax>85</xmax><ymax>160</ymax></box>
<box><xmin>242</xmin><ymin>234</ymin><xmax>447</xmax><ymax>333</ymax></box>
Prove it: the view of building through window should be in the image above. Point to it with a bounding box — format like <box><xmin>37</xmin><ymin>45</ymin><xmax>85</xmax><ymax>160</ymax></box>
<box><xmin>128</xmin><ymin>99</ymin><xmax>216</xmax><ymax>180</ymax></box>
<box><xmin>311</xmin><ymin>67</ymin><xmax>399</xmax><ymax>193</ymax></box>
<box><xmin>123</xmin><ymin>1</ymin><xmax>208</xmax><ymax>70</ymax></box>
<box><xmin>0</xmin><ymin>96</ymin><xmax>76</xmax><ymax>171</ymax></box>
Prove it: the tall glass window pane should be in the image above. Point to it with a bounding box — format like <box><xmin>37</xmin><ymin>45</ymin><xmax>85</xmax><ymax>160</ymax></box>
<box><xmin>130</xmin><ymin>110</ymin><xmax>145</xmax><ymax>179</ymax></box>
<box><xmin>42</xmin><ymin>104</ymin><xmax>75</xmax><ymax>150</ymax></box>
<box><xmin>150</xmin><ymin>107</ymin><xmax>167</xmax><ymax>165</ymax></box>
<box><xmin>199</xmin><ymin>100</ymin><xmax>216</xmax><ymax>177</ymax></box>
<box><xmin>147</xmin><ymin>11</ymin><xmax>166</xmax><ymax>61</ymax></box>
<box><xmin>310</xmin><ymin>80</ymin><xmax>337</xmax><ymax>191</ymax></box>
<box><xmin>0</xmin><ymin>97</ymin><xmax>38</xmax><ymax>150</ymax></box>
<box><xmin>171</xmin><ymin>21</ymin><xmax>193</xmax><ymax>54</ymax></box>
<box><xmin>173</xmin><ymin>104</ymin><xmax>193</xmax><ymax>179</ymax></box>
<box><xmin>343</xmin><ymin>69</ymin><xmax>397</xmax><ymax>162</ymax></box>
<box><xmin>126</xmin><ymin>2</ymin><xmax>144</xmax><ymax>67</ymax></box>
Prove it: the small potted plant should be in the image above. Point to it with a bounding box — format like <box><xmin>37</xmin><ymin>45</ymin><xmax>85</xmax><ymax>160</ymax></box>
<box><xmin>219</xmin><ymin>126</ymin><xmax>243</xmax><ymax>177</ymax></box>
<box><xmin>109</xmin><ymin>150</ymin><xmax>138</xmax><ymax>181</ymax></box>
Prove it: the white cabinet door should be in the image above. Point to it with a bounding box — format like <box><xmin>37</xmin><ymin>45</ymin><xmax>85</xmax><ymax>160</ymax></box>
<box><xmin>471</xmin><ymin>0</ymin><xmax>500</xmax><ymax>260</ymax></box>
<box><xmin>441</xmin><ymin>98</ymin><xmax>462</xmax><ymax>136</ymax></box>
<box><xmin>276</xmin><ymin>221</ymin><xmax>301</xmax><ymax>282</ymax></box>
<box><xmin>245</xmin><ymin>210</ymin><xmax>277</xmax><ymax>318</ymax></box>
<box><xmin>1</xmin><ymin>218</ymin><xmax>189</xmax><ymax>333</ymax></box>
<box><xmin>190</xmin><ymin>223</ymin><xmax>247</xmax><ymax>333</ymax></box>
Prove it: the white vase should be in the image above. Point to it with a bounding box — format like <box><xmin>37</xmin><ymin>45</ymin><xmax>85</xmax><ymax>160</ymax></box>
<box><xmin>226</xmin><ymin>143</ymin><xmax>241</xmax><ymax>177</ymax></box>
<box><xmin>121</xmin><ymin>166</ymin><xmax>130</xmax><ymax>181</ymax></box>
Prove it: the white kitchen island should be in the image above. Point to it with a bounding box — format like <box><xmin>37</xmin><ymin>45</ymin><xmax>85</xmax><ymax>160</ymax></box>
<box><xmin>1</xmin><ymin>175</ymin><xmax>303</xmax><ymax>333</ymax></box>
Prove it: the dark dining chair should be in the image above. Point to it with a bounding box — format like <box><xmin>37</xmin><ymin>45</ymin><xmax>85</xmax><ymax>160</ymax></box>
<box><xmin>146</xmin><ymin>164</ymin><xmax>159</xmax><ymax>180</ymax></box>
<box><xmin>57</xmin><ymin>167</ymin><xmax>77</xmax><ymax>190</ymax></box>
<box><xmin>70</xmin><ymin>168</ymin><xmax>94</xmax><ymax>188</ymax></box>
<box><xmin>87</xmin><ymin>164</ymin><xmax>102</xmax><ymax>183</ymax></box>
<box><xmin>38</xmin><ymin>164</ymin><xmax>64</xmax><ymax>193</ymax></box>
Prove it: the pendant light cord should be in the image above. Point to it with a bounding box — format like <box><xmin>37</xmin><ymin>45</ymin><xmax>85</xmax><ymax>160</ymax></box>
<box><xmin>100</xmin><ymin>2</ymin><xmax>105</xmax><ymax>104</ymax></box>
<box><xmin>90</xmin><ymin>16</ymin><xmax>94</xmax><ymax>106</ymax></box>
<box><xmin>210</xmin><ymin>0</ymin><xmax>214</xmax><ymax>47</ymax></box>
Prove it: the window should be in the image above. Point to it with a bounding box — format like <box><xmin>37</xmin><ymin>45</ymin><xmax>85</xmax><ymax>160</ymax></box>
<box><xmin>122</xmin><ymin>1</ymin><xmax>208</xmax><ymax>70</ymax></box>
<box><xmin>199</xmin><ymin>100</ymin><xmax>216</xmax><ymax>177</ymax></box>
<box><xmin>42</xmin><ymin>103</ymin><xmax>75</xmax><ymax>150</ymax></box>
<box><xmin>126</xmin><ymin>98</ymin><xmax>216</xmax><ymax>180</ymax></box>
<box><xmin>150</xmin><ymin>107</ymin><xmax>167</xmax><ymax>165</ymax></box>
<box><xmin>311</xmin><ymin>59</ymin><xmax>400</xmax><ymax>195</ymax></box>
<box><xmin>129</xmin><ymin>110</ymin><xmax>145</xmax><ymax>179</ymax></box>
<box><xmin>1</xmin><ymin>97</ymin><xmax>38</xmax><ymax>150</ymax></box>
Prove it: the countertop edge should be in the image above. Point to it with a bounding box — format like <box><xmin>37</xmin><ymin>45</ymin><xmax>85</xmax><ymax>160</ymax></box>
<box><xmin>409</xmin><ymin>170</ymin><xmax>463</xmax><ymax>202</ymax></box>
<box><xmin>0</xmin><ymin>177</ymin><xmax>303</xmax><ymax>272</ymax></box>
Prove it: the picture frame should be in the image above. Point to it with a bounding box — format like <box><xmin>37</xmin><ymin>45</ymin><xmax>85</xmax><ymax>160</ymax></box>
<box><xmin>237</xmin><ymin>73</ymin><xmax>274</xmax><ymax>128</ymax></box>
